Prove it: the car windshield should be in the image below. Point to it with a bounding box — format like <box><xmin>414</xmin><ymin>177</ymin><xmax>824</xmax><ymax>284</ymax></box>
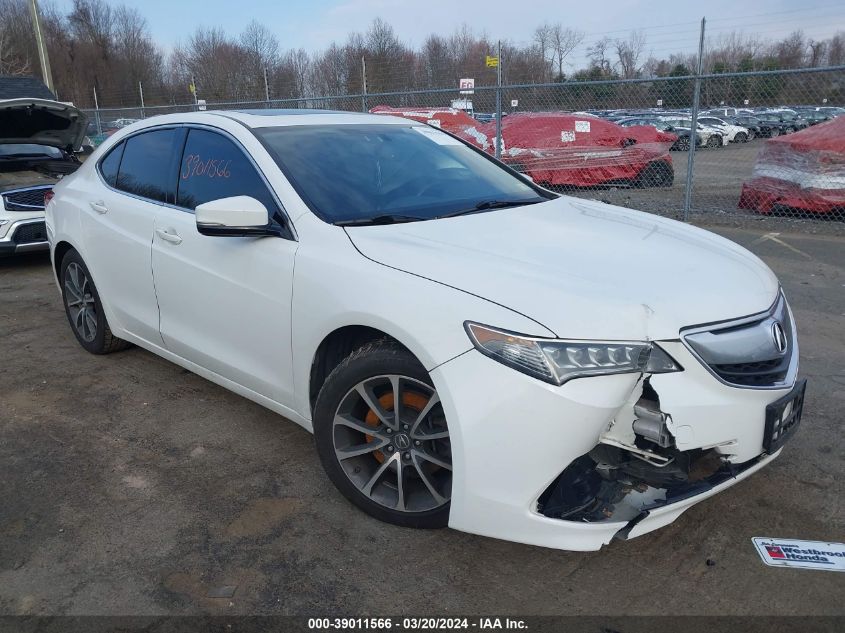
<box><xmin>0</xmin><ymin>143</ymin><xmax>63</xmax><ymax>160</ymax></box>
<box><xmin>256</xmin><ymin>123</ymin><xmax>549</xmax><ymax>225</ymax></box>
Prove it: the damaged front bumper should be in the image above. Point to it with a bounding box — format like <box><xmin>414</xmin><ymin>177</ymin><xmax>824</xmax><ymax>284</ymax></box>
<box><xmin>432</xmin><ymin>338</ymin><xmax>803</xmax><ymax>551</ymax></box>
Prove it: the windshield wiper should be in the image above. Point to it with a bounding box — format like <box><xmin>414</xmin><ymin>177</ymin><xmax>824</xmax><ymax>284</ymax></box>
<box><xmin>336</xmin><ymin>214</ymin><xmax>428</xmax><ymax>227</ymax></box>
<box><xmin>436</xmin><ymin>198</ymin><xmax>545</xmax><ymax>219</ymax></box>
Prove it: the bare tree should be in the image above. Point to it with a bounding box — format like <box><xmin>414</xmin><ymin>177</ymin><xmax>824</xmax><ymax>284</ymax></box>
<box><xmin>808</xmin><ymin>39</ymin><xmax>827</xmax><ymax>67</ymax></box>
<box><xmin>827</xmin><ymin>32</ymin><xmax>844</xmax><ymax>65</ymax></box>
<box><xmin>549</xmin><ymin>24</ymin><xmax>583</xmax><ymax>80</ymax></box>
<box><xmin>587</xmin><ymin>36</ymin><xmax>612</xmax><ymax>74</ymax></box>
<box><xmin>614</xmin><ymin>30</ymin><xmax>646</xmax><ymax>78</ymax></box>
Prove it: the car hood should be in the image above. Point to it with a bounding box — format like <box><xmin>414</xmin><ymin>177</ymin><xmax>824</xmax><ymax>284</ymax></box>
<box><xmin>0</xmin><ymin>98</ymin><xmax>87</xmax><ymax>151</ymax></box>
<box><xmin>346</xmin><ymin>197</ymin><xmax>779</xmax><ymax>340</ymax></box>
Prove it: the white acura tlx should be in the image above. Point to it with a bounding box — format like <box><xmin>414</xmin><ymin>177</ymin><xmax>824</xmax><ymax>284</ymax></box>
<box><xmin>46</xmin><ymin>110</ymin><xmax>804</xmax><ymax>551</ymax></box>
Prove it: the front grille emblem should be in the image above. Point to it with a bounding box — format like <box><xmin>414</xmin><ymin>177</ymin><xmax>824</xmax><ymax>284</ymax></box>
<box><xmin>772</xmin><ymin>321</ymin><xmax>788</xmax><ymax>354</ymax></box>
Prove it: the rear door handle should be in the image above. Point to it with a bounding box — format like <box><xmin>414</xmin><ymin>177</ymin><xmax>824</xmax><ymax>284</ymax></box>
<box><xmin>155</xmin><ymin>227</ymin><xmax>182</xmax><ymax>245</ymax></box>
<box><xmin>89</xmin><ymin>200</ymin><xmax>108</xmax><ymax>214</ymax></box>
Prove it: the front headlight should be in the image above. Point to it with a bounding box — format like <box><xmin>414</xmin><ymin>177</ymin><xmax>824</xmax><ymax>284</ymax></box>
<box><xmin>465</xmin><ymin>322</ymin><xmax>682</xmax><ymax>385</ymax></box>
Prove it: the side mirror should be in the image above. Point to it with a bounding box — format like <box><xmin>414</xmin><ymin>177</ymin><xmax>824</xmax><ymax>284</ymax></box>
<box><xmin>196</xmin><ymin>196</ymin><xmax>275</xmax><ymax>237</ymax></box>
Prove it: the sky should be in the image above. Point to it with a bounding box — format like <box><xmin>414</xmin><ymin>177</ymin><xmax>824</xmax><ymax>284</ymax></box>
<box><xmin>49</xmin><ymin>0</ymin><xmax>845</xmax><ymax>70</ymax></box>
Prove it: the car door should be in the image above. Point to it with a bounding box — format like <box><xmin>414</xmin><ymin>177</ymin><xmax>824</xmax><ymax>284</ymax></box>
<box><xmin>80</xmin><ymin>128</ymin><xmax>180</xmax><ymax>345</ymax></box>
<box><xmin>151</xmin><ymin>126</ymin><xmax>298</xmax><ymax>405</ymax></box>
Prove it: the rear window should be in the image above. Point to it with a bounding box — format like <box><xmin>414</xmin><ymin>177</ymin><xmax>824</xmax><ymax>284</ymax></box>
<box><xmin>116</xmin><ymin>129</ymin><xmax>176</xmax><ymax>203</ymax></box>
<box><xmin>98</xmin><ymin>141</ymin><xmax>124</xmax><ymax>187</ymax></box>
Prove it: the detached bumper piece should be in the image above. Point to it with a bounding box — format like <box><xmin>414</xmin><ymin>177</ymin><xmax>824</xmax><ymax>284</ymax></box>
<box><xmin>537</xmin><ymin>445</ymin><xmax>770</xmax><ymax>538</ymax></box>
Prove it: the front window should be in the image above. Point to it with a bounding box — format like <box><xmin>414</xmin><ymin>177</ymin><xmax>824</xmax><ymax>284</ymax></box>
<box><xmin>255</xmin><ymin>124</ymin><xmax>549</xmax><ymax>225</ymax></box>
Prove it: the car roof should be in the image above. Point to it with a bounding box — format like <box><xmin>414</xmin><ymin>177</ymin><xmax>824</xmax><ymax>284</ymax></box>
<box><xmin>213</xmin><ymin>109</ymin><xmax>411</xmax><ymax>128</ymax></box>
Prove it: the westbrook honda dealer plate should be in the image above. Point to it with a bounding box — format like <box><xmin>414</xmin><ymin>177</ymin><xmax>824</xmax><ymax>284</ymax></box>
<box><xmin>752</xmin><ymin>537</ymin><xmax>845</xmax><ymax>572</ymax></box>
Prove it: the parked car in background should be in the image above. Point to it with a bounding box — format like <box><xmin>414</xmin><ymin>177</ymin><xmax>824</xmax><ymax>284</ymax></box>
<box><xmin>704</xmin><ymin>107</ymin><xmax>752</xmax><ymax>117</ymax></box>
<box><xmin>752</xmin><ymin>113</ymin><xmax>796</xmax><ymax>137</ymax></box>
<box><xmin>616</xmin><ymin>117</ymin><xmax>700</xmax><ymax>151</ymax></box>
<box><xmin>795</xmin><ymin>110</ymin><xmax>834</xmax><ymax>125</ymax></box>
<box><xmin>659</xmin><ymin>117</ymin><xmax>725</xmax><ymax>148</ymax></box>
<box><xmin>757</xmin><ymin>111</ymin><xmax>808</xmax><ymax>134</ymax></box>
<box><xmin>110</xmin><ymin>117</ymin><xmax>141</xmax><ymax>128</ymax></box>
<box><xmin>696</xmin><ymin>116</ymin><xmax>751</xmax><ymax>143</ymax></box>
<box><xmin>46</xmin><ymin>109</ymin><xmax>803</xmax><ymax>551</ymax></box>
<box><xmin>1</xmin><ymin>98</ymin><xmax>87</xmax><ymax>256</ymax></box>
<box><xmin>727</xmin><ymin>115</ymin><xmax>764</xmax><ymax>139</ymax></box>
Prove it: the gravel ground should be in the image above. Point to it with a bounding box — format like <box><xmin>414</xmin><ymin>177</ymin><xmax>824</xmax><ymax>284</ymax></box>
<box><xmin>0</xmin><ymin>225</ymin><xmax>843</xmax><ymax>617</ymax></box>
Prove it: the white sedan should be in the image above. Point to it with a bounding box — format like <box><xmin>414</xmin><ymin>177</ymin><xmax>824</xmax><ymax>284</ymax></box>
<box><xmin>45</xmin><ymin>110</ymin><xmax>804</xmax><ymax>551</ymax></box>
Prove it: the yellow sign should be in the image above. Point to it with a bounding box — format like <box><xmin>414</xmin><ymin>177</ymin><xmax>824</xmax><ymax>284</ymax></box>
<box><xmin>486</xmin><ymin>55</ymin><xmax>499</xmax><ymax>68</ymax></box>
<box><xmin>188</xmin><ymin>83</ymin><xmax>196</xmax><ymax>94</ymax></box>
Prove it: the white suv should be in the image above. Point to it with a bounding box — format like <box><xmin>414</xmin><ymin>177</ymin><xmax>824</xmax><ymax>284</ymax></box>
<box><xmin>46</xmin><ymin>110</ymin><xmax>804</xmax><ymax>551</ymax></box>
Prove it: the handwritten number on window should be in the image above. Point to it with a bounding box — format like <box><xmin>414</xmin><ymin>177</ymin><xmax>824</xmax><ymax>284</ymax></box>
<box><xmin>181</xmin><ymin>154</ymin><xmax>232</xmax><ymax>180</ymax></box>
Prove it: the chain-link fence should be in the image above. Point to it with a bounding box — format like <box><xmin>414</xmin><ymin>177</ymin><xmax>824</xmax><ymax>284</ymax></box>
<box><xmin>82</xmin><ymin>65</ymin><xmax>845</xmax><ymax>223</ymax></box>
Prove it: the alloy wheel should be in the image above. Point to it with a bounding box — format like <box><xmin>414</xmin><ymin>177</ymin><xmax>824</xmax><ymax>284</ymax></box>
<box><xmin>64</xmin><ymin>262</ymin><xmax>98</xmax><ymax>342</ymax></box>
<box><xmin>332</xmin><ymin>374</ymin><xmax>451</xmax><ymax>513</ymax></box>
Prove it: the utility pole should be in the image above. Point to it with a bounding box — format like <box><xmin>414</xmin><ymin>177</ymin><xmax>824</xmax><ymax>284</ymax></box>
<box><xmin>93</xmin><ymin>86</ymin><xmax>101</xmax><ymax>135</ymax></box>
<box><xmin>495</xmin><ymin>40</ymin><xmax>503</xmax><ymax>160</ymax></box>
<box><xmin>139</xmin><ymin>81</ymin><xmax>145</xmax><ymax>119</ymax></box>
<box><xmin>263</xmin><ymin>67</ymin><xmax>270</xmax><ymax>106</ymax></box>
<box><xmin>191</xmin><ymin>74</ymin><xmax>198</xmax><ymax>110</ymax></box>
<box><xmin>682</xmin><ymin>17</ymin><xmax>706</xmax><ymax>221</ymax></box>
<box><xmin>28</xmin><ymin>0</ymin><xmax>54</xmax><ymax>93</ymax></box>
<box><xmin>361</xmin><ymin>56</ymin><xmax>368</xmax><ymax>113</ymax></box>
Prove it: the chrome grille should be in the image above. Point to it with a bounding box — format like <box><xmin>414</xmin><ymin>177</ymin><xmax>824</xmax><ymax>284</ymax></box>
<box><xmin>2</xmin><ymin>186</ymin><xmax>52</xmax><ymax>211</ymax></box>
<box><xmin>682</xmin><ymin>293</ymin><xmax>798</xmax><ymax>389</ymax></box>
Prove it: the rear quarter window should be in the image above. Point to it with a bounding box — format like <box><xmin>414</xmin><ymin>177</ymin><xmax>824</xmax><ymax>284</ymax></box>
<box><xmin>116</xmin><ymin>129</ymin><xmax>177</xmax><ymax>203</ymax></box>
<box><xmin>98</xmin><ymin>141</ymin><xmax>124</xmax><ymax>187</ymax></box>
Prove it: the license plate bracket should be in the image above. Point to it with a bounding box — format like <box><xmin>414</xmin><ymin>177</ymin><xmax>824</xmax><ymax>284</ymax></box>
<box><xmin>763</xmin><ymin>379</ymin><xmax>806</xmax><ymax>453</ymax></box>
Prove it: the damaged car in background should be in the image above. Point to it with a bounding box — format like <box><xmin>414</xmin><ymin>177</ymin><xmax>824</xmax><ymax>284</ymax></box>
<box><xmin>46</xmin><ymin>110</ymin><xmax>804</xmax><ymax>551</ymax></box>
<box><xmin>1</xmin><ymin>98</ymin><xmax>87</xmax><ymax>256</ymax></box>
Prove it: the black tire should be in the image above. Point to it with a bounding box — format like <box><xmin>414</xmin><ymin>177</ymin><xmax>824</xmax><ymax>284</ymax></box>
<box><xmin>636</xmin><ymin>160</ymin><xmax>674</xmax><ymax>188</ymax></box>
<box><xmin>706</xmin><ymin>135</ymin><xmax>721</xmax><ymax>149</ymax></box>
<box><xmin>314</xmin><ymin>340</ymin><xmax>450</xmax><ymax>529</ymax></box>
<box><xmin>769</xmin><ymin>128</ymin><xmax>780</xmax><ymax>138</ymax></box>
<box><xmin>60</xmin><ymin>249</ymin><xmax>130</xmax><ymax>354</ymax></box>
<box><xmin>735</xmin><ymin>132</ymin><xmax>748</xmax><ymax>143</ymax></box>
<box><xmin>673</xmin><ymin>136</ymin><xmax>690</xmax><ymax>152</ymax></box>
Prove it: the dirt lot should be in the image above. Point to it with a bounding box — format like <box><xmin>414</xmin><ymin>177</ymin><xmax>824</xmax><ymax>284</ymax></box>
<box><xmin>0</xmin><ymin>224</ymin><xmax>843</xmax><ymax>617</ymax></box>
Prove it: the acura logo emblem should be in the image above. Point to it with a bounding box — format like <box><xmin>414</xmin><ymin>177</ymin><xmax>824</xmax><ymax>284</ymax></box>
<box><xmin>394</xmin><ymin>433</ymin><xmax>411</xmax><ymax>450</ymax></box>
<box><xmin>771</xmin><ymin>321</ymin><xmax>788</xmax><ymax>354</ymax></box>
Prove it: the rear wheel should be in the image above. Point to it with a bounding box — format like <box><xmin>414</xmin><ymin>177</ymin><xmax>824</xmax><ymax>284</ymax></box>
<box><xmin>60</xmin><ymin>249</ymin><xmax>129</xmax><ymax>354</ymax></box>
<box><xmin>314</xmin><ymin>341</ymin><xmax>451</xmax><ymax>528</ymax></box>
<box><xmin>673</xmin><ymin>136</ymin><xmax>690</xmax><ymax>151</ymax></box>
<box><xmin>706</xmin><ymin>135</ymin><xmax>721</xmax><ymax>149</ymax></box>
<box><xmin>636</xmin><ymin>160</ymin><xmax>674</xmax><ymax>188</ymax></box>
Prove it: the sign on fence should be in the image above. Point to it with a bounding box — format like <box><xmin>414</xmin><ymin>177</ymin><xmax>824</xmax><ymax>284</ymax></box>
<box><xmin>459</xmin><ymin>78</ymin><xmax>475</xmax><ymax>94</ymax></box>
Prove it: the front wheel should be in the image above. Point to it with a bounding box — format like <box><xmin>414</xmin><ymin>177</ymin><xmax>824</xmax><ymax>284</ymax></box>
<box><xmin>734</xmin><ymin>132</ymin><xmax>748</xmax><ymax>143</ymax></box>
<box><xmin>60</xmin><ymin>249</ymin><xmax>129</xmax><ymax>354</ymax></box>
<box><xmin>314</xmin><ymin>341</ymin><xmax>452</xmax><ymax>528</ymax></box>
<box><xmin>706</xmin><ymin>135</ymin><xmax>721</xmax><ymax>149</ymax></box>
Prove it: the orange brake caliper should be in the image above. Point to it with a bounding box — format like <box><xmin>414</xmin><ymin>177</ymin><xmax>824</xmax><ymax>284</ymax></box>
<box><xmin>364</xmin><ymin>391</ymin><xmax>429</xmax><ymax>463</ymax></box>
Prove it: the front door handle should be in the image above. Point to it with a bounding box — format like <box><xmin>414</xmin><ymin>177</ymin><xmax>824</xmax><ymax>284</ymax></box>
<box><xmin>155</xmin><ymin>227</ymin><xmax>182</xmax><ymax>245</ymax></box>
<box><xmin>89</xmin><ymin>200</ymin><xmax>108</xmax><ymax>214</ymax></box>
